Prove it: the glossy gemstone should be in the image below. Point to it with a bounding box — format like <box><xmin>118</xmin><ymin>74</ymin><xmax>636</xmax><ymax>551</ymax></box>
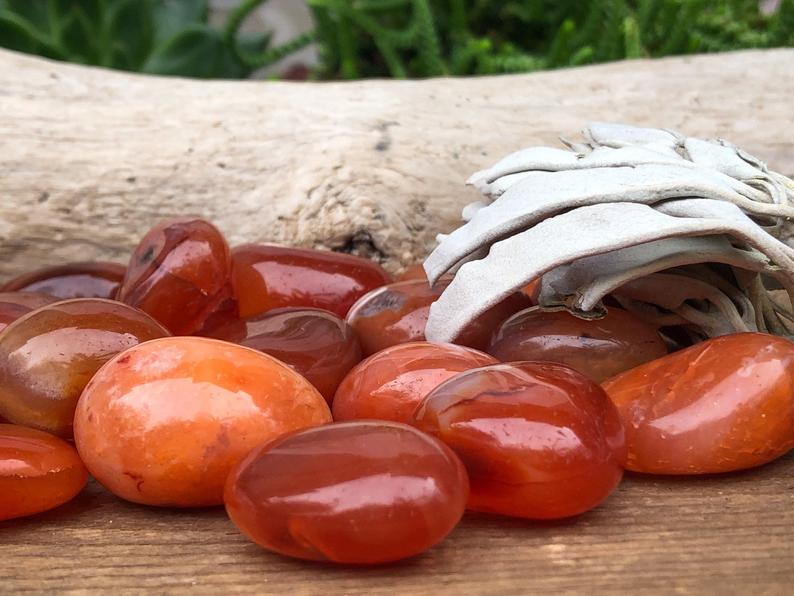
<box><xmin>0</xmin><ymin>299</ymin><xmax>170</xmax><ymax>437</ymax></box>
<box><xmin>488</xmin><ymin>307</ymin><xmax>668</xmax><ymax>383</ymax></box>
<box><xmin>347</xmin><ymin>279</ymin><xmax>531</xmax><ymax>355</ymax></box>
<box><xmin>225</xmin><ymin>421</ymin><xmax>469</xmax><ymax>564</ymax></box>
<box><xmin>2</xmin><ymin>262</ymin><xmax>126</xmax><ymax>300</ymax></box>
<box><xmin>332</xmin><ymin>342</ymin><xmax>497</xmax><ymax>424</ymax></box>
<box><xmin>207</xmin><ymin>308</ymin><xmax>362</xmax><ymax>403</ymax></box>
<box><xmin>117</xmin><ymin>218</ymin><xmax>232</xmax><ymax>335</ymax></box>
<box><xmin>0</xmin><ymin>292</ymin><xmax>58</xmax><ymax>333</ymax></box>
<box><xmin>231</xmin><ymin>244</ymin><xmax>392</xmax><ymax>318</ymax></box>
<box><xmin>414</xmin><ymin>361</ymin><xmax>626</xmax><ymax>519</ymax></box>
<box><xmin>602</xmin><ymin>332</ymin><xmax>794</xmax><ymax>474</ymax></box>
<box><xmin>397</xmin><ymin>263</ymin><xmax>428</xmax><ymax>282</ymax></box>
<box><xmin>0</xmin><ymin>424</ymin><xmax>88</xmax><ymax>521</ymax></box>
<box><xmin>74</xmin><ymin>337</ymin><xmax>332</xmax><ymax>507</ymax></box>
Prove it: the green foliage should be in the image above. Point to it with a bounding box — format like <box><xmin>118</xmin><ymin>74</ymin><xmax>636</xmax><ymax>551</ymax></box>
<box><xmin>0</xmin><ymin>0</ymin><xmax>790</xmax><ymax>80</ymax></box>
<box><xmin>0</xmin><ymin>0</ymin><xmax>270</xmax><ymax>78</ymax></box>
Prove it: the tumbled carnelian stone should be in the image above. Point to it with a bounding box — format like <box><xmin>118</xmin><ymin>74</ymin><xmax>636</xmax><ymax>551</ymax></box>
<box><xmin>414</xmin><ymin>361</ymin><xmax>626</xmax><ymax>519</ymax></box>
<box><xmin>231</xmin><ymin>244</ymin><xmax>392</xmax><ymax>319</ymax></box>
<box><xmin>0</xmin><ymin>299</ymin><xmax>170</xmax><ymax>438</ymax></box>
<box><xmin>332</xmin><ymin>341</ymin><xmax>497</xmax><ymax>424</ymax></box>
<box><xmin>602</xmin><ymin>332</ymin><xmax>794</xmax><ymax>474</ymax></box>
<box><xmin>74</xmin><ymin>337</ymin><xmax>332</xmax><ymax>507</ymax></box>
<box><xmin>347</xmin><ymin>279</ymin><xmax>531</xmax><ymax>356</ymax></box>
<box><xmin>488</xmin><ymin>307</ymin><xmax>668</xmax><ymax>383</ymax></box>
<box><xmin>2</xmin><ymin>262</ymin><xmax>126</xmax><ymax>300</ymax></box>
<box><xmin>0</xmin><ymin>424</ymin><xmax>88</xmax><ymax>521</ymax></box>
<box><xmin>346</xmin><ymin>280</ymin><xmax>441</xmax><ymax>356</ymax></box>
<box><xmin>0</xmin><ymin>292</ymin><xmax>58</xmax><ymax>333</ymax></box>
<box><xmin>207</xmin><ymin>307</ymin><xmax>362</xmax><ymax>403</ymax></box>
<box><xmin>397</xmin><ymin>263</ymin><xmax>428</xmax><ymax>282</ymax></box>
<box><xmin>225</xmin><ymin>420</ymin><xmax>468</xmax><ymax>564</ymax></box>
<box><xmin>117</xmin><ymin>218</ymin><xmax>232</xmax><ymax>335</ymax></box>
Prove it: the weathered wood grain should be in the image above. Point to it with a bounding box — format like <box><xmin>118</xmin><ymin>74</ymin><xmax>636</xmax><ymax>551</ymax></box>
<box><xmin>1</xmin><ymin>48</ymin><xmax>794</xmax><ymax>278</ymax></box>
<box><xmin>2</xmin><ymin>452</ymin><xmax>792</xmax><ymax>594</ymax></box>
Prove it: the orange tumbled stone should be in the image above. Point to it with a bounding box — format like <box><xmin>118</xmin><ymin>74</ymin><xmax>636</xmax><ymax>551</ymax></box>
<box><xmin>231</xmin><ymin>244</ymin><xmax>392</xmax><ymax>319</ymax></box>
<box><xmin>2</xmin><ymin>262</ymin><xmax>126</xmax><ymax>300</ymax></box>
<box><xmin>602</xmin><ymin>332</ymin><xmax>794</xmax><ymax>474</ymax></box>
<box><xmin>117</xmin><ymin>218</ymin><xmax>233</xmax><ymax>335</ymax></box>
<box><xmin>346</xmin><ymin>279</ymin><xmax>531</xmax><ymax>355</ymax></box>
<box><xmin>488</xmin><ymin>307</ymin><xmax>668</xmax><ymax>383</ymax></box>
<box><xmin>207</xmin><ymin>307</ymin><xmax>362</xmax><ymax>403</ymax></box>
<box><xmin>0</xmin><ymin>298</ymin><xmax>170</xmax><ymax>438</ymax></box>
<box><xmin>414</xmin><ymin>361</ymin><xmax>626</xmax><ymax>519</ymax></box>
<box><xmin>397</xmin><ymin>263</ymin><xmax>428</xmax><ymax>282</ymax></box>
<box><xmin>74</xmin><ymin>337</ymin><xmax>332</xmax><ymax>507</ymax></box>
<box><xmin>225</xmin><ymin>421</ymin><xmax>469</xmax><ymax>564</ymax></box>
<box><xmin>0</xmin><ymin>292</ymin><xmax>57</xmax><ymax>333</ymax></box>
<box><xmin>332</xmin><ymin>342</ymin><xmax>497</xmax><ymax>424</ymax></box>
<box><xmin>0</xmin><ymin>424</ymin><xmax>88</xmax><ymax>521</ymax></box>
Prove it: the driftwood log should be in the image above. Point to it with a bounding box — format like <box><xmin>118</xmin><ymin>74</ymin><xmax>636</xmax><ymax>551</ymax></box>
<box><xmin>1</xmin><ymin>48</ymin><xmax>793</xmax><ymax>280</ymax></box>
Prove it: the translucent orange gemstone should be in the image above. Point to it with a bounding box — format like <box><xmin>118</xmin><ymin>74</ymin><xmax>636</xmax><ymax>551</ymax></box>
<box><xmin>0</xmin><ymin>298</ymin><xmax>169</xmax><ymax>437</ymax></box>
<box><xmin>488</xmin><ymin>307</ymin><xmax>668</xmax><ymax>382</ymax></box>
<box><xmin>225</xmin><ymin>421</ymin><xmax>469</xmax><ymax>564</ymax></box>
<box><xmin>397</xmin><ymin>263</ymin><xmax>428</xmax><ymax>282</ymax></box>
<box><xmin>2</xmin><ymin>262</ymin><xmax>126</xmax><ymax>300</ymax></box>
<box><xmin>414</xmin><ymin>361</ymin><xmax>626</xmax><ymax>519</ymax></box>
<box><xmin>602</xmin><ymin>332</ymin><xmax>794</xmax><ymax>474</ymax></box>
<box><xmin>332</xmin><ymin>342</ymin><xmax>497</xmax><ymax>424</ymax></box>
<box><xmin>207</xmin><ymin>307</ymin><xmax>362</xmax><ymax>403</ymax></box>
<box><xmin>231</xmin><ymin>244</ymin><xmax>392</xmax><ymax>318</ymax></box>
<box><xmin>0</xmin><ymin>424</ymin><xmax>88</xmax><ymax>521</ymax></box>
<box><xmin>74</xmin><ymin>337</ymin><xmax>332</xmax><ymax>507</ymax></box>
<box><xmin>0</xmin><ymin>292</ymin><xmax>58</xmax><ymax>333</ymax></box>
<box><xmin>347</xmin><ymin>279</ymin><xmax>531</xmax><ymax>355</ymax></box>
<box><xmin>117</xmin><ymin>218</ymin><xmax>233</xmax><ymax>335</ymax></box>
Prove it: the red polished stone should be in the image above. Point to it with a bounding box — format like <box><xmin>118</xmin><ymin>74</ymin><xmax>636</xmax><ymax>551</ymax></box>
<box><xmin>0</xmin><ymin>298</ymin><xmax>169</xmax><ymax>437</ymax></box>
<box><xmin>117</xmin><ymin>218</ymin><xmax>232</xmax><ymax>335</ymax></box>
<box><xmin>347</xmin><ymin>279</ymin><xmax>531</xmax><ymax>355</ymax></box>
<box><xmin>0</xmin><ymin>424</ymin><xmax>88</xmax><ymax>521</ymax></box>
<box><xmin>414</xmin><ymin>361</ymin><xmax>626</xmax><ymax>519</ymax></box>
<box><xmin>0</xmin><ymin>292</ymin><xmax>58</xmax><ymax>333</ymax></box>
<box><xmin>2</xmin><ymin>262</ymin><xmax>126</xmax><ymax>300</ymax></box>
<box><xmin>207</xmin><ymin>308</ymin><xmax>362</xmax><ymax>403</ymax></box>
<box><xmin>488</xmin><ymin>307</ymin><xmax>668</xmax><ymax>383</ymax></box>
<box><xmin>74</xmin><ymin>337</ymin><xmax>332</xmax><ymax>507</ymax></box>
<box><xmin>602</xmin><ymin>332</ymin><xmax>794</xmax><ymax>474</ymax></box>
<box><xmin>225</xmin><ymin>421</ymin><xmax>469</xmax><ymax>564</ymax></box>
<box><xmin>332</xmin><ymin>342</ymin><xmax>497</xmax><ymax>424</ymax></box>
<box><xmin>231</xmin><ymin>244</ymin><xmax>392</xmax><ymax>319</ymax></box>
<box><xmin>397</xmin><ymin>263</ymin><xmax>428</xmax><ymax>282</ymax></box>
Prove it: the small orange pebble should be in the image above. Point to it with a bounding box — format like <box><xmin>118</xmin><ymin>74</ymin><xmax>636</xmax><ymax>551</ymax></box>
<box><xmin>0</xmin><ymin>298</ymin><xmax>170</xmax><ymax>438</ymax></box>
<box><xmin>414</xmin><ymin>361</ymin><xmax>626</xmax><ymax>519</ymax></box>
<box><xmin>225</xmin><ymin>421</ymin><xmax>469</xmax><ymax>564</ymax></box>
<box><xmin>0</xmin><ymin>424</ymin><xmax>88</xmax><ymax>521</ymax></box>
<box><xmin>2</xmin><ymin>262</ymin><xmax>127</xmax><ymax>300</ymax></box>
<box><xmin>397</xmin><ymin>263</ymin><xmax>428</xmax><ymax>282</ymax></box>
<box><xmin>603</xmin><ymin>332</ymin><xmax>794</xmax><ymax>474</ymax></box>
<box><xmin>73</xmin><ymin>337</ymin><xmax>332</xmax><ymax>507</ymax></box>
<box><xmin>332</xmin><ymin>341</ymin><xmax>497</xmax><ymax>424</ymax></box>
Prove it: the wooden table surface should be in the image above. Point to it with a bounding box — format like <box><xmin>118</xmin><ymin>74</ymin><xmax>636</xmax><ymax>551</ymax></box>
<box><xmin>2</xmin><ymin>450</ymin><xmax>793</xmax><ymax>595</ymax></box>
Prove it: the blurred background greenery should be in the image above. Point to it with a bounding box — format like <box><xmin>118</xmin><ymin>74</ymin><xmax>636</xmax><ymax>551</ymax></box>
<box><xmin>0</xmin><ymin>0</ymin><xmax>791</xmax><ymax>79</ymax></box>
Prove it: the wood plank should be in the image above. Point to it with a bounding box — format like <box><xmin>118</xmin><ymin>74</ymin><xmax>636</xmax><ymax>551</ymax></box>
<box><xmin>3</xmin><ymin>452</ymin><xmax>792</xmax><ymax>594</ymax></box>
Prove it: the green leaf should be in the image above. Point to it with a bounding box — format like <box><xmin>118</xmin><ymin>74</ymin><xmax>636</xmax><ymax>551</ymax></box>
<box><xmin>0</xmin><ymin>10</ymin><xmax>43</xmax><ymax>53</ymax></box>
<box><xmin>143</xmin><ymin>24</ymin><xmax>248</xmax><ymax>79</ymax></box>
<box><xmin>107</xmin><ymin>0</ymin><xmax>155</xmax><ymax>70</ymax></box>
<box><xmin>2</xmin><ymin>0</ymin><xmax>49</xmax><ymax>32</ymax></box>
<box><xmin>151</xmin><ymin>0</ymin><xmax>208</xmax><ymax>44</ymax></box>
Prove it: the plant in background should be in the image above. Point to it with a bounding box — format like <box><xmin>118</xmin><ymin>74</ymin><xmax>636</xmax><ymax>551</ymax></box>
<box><xmin>0</xmin><ymin>0</ymin><xmax>792</xmax><ymax>79</ymax></box>
<box><xmin>0</xmin><ymin>0</ymin><xmax>273</xmax><ymax>78</ymax></box>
